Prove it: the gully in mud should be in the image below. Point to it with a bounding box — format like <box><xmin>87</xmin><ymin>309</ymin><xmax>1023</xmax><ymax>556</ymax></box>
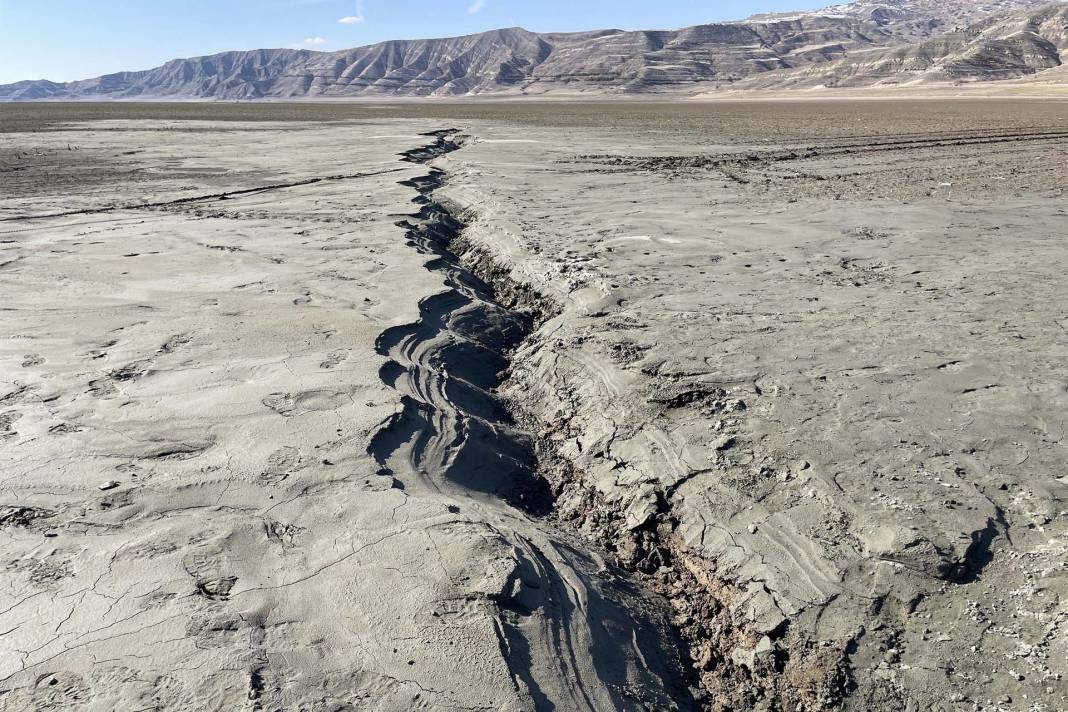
<box><xmin>368</xmin><ymin>143</ymin><xmax>541</xmax><ymax>507</ymax></box>
<box><xmin>365</xmin><ymin>129</ymin><xmax>697</xmax><ymax>711</ymax></box>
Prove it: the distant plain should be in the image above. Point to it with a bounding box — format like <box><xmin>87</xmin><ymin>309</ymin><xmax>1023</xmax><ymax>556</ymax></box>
<box><xmin>4</xmin><ymin>97</ymin><xmax>1068</xmax><ymax>140</ymax></box>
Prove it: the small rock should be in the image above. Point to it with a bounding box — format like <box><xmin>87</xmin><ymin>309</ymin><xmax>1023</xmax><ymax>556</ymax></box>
<box><xmin>712</xmin><ymin>435</ymin><xmax>735</xmax><ymax>451</ymax></box>
<box><xmin>730</xmin><ymin>635</ymin><xmax>774</xmax><ymax>670</ymax></box>
<box><xmin>98</xmin><ymin>481</ymin><xmax>120</xmax><ymax>491</ymax></box>
<box><xmin>724</xmin><ymin>398</ymin><xmax>747</xmax><ymax>412</ymax></box>
<box><xmin>623</xmin><ymin>486</ymin><xmax>659</xmax><ymax>531</ymax></box>
<box><xmin>753</xmin><ymin>636</ymin><xmax>774</xmax><ymax>656</ymax></box>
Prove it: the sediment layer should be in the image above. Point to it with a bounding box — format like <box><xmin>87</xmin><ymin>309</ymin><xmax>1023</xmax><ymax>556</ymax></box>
<box><xmin>0</xmin><ymin>120</ymin><xmax>695</xmax><ymax>712</ymax></box>
<box><xmin>432</xmin><ymin>135</ymin><xmax>840</xmax><ymax>710</ymax></box>
<box><xmin>2</xmin><ymin>107</ymin><xmax>1065</xmax><ymax>711</ymax></box>
<box><xmin>367</xmin><ymin>129</ymin><xmax>698</xmax><ymax>710</ymax></box>
<box><xmin>431</xmin><ymin>119</ymin><xmax>1068</xmax><ymax>711</ymax></box>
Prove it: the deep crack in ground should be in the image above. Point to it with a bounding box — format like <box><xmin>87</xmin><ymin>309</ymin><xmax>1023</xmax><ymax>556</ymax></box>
<box><xmin>364</xmin><ymin>129</ymin><xmax>698</xmax><ymax>711</ymax></box>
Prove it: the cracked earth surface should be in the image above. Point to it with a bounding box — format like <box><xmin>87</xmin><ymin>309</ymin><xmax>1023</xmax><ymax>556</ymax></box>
<box><xmin>0</xmin><ymin>120</ymin><xmax>691</xmax><ymax>711</ymax></box>
<box><xmin>1</xmin><ymin>101</ymin><xmax>1067</xmax><ymax>711</ymax></box>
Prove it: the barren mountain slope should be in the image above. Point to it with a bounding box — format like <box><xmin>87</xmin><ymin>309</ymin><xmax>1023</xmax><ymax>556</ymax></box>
<box><xmin>750</xmin><ymin>0</ymin><xmax>1053</xmax><ymax>39</ymax></box>
<box><xmin>7</xmin><ymin>1</ymin><xmax>1065</xmax><ymax>101</ymax></box>
<box><xmin>0</xmin><ymin>19</ymin><xmax>898</xmax><ymax>101</ymax></box>
<box><xmin>739</xmin><ymin>3</ymin><xmax>1068</xmax><ymax>87</ymax></box>
<box><xmin>524</xmin><ymin>18</ymin><xmax>898</xmax><ymax>91</ymax></box>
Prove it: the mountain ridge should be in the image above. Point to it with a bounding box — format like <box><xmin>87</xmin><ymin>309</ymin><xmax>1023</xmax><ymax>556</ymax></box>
<box><xmin>2</xmin><ymin>0</ymin><xmax>1064</xmax><ymax>101</ymax></box>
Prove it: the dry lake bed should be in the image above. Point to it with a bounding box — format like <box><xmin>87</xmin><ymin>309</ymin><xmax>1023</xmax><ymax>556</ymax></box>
<box><xmin>0</xmin><ymin>100</ymin><xmax>1066</xmax><ymax>711</ymax></box>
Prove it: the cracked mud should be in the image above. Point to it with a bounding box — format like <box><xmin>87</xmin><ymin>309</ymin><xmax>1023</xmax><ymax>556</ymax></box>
<box><xmin>1</xmin><ymin>101</ymin><xmax>1066</xmax><ymax>711</ymax></box>
<box><xmin>0</xmin><ymin>120</ymin><xmax>692</xmax><ymax>711</ymax></box>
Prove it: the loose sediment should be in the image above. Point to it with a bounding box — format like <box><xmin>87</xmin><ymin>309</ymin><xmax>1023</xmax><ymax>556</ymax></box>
<box><xmin>380</xmin><ymin>130</ymin><xmax>838</xmax><ymax>711</ymax></box>
<box><xmin>385</xmin><ymin>130</ymin><xmax>793</xmax><ymax>711</ymax></box>
<box><xmin>416</xmin><ymin>115</ymin><xmax>1068</xmax><ymax>712</ymax></box>
<box><xmin>6</xmin><ymin>109</ymin><xmax>1064</xmax><ymax>711</ymax></box>
<box><xmin>366</xmin><ymin>129</ymin><xmax>697</xmax><ymax>711</ymax></box>
<box><xmin>369</xmin><ymin>134</ymin><xmax>543</xmax><ymax>509</ymax></box>
<box><xmin>413</xmin><ymin>133</ymin><xmax>849</xmax><ymax>710</ymax></box>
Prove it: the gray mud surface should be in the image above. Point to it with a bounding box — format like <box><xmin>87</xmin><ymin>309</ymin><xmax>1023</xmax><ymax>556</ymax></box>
<box><xmin>1</xmin><ymin>100</ymin><xmax>1066</xmax><ymax>711</ymax></box>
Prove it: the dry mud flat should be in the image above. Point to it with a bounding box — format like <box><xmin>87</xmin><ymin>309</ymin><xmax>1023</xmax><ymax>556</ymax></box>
<box><xmin>435</xmin><ymin>108</ymin><xmax>1068</xmax><ymax>710</ymax></box>
<box><xmin>0</xmin><ymin>120</ymin><xmax>692</xmax><ymax>711</ymax></box>
<box><xmin>0</xmin><ymin>101</ymin><xmax>1066</xmax><ymax>712</ymax></box>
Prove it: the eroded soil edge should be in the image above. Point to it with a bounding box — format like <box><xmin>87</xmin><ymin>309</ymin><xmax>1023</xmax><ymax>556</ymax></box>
<box><xmin>386</xmin><ymin>130</ymin><xmax>850</xmax><ymax>710</ymax></box>
<box><xmin>413</xmin><ymin>131</ymin><xmax>856</xmax><ymax>711</ymax></box>
<box><xmin>367</xmin><ymin>129</ymin><xmax>698</xmax><ymax>710</ymax></box>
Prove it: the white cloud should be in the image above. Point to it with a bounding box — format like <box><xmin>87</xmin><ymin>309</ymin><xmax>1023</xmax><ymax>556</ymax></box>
<box><xmin>467</xmin><ymin>0</ymin><xmax>486</xmax><ymax>14</ymax></box>
<box><xmin>338</xmin><ymin>0</ymin><xmax>365</xmax><ymax>24</ymax></box>
<box><xmin>290</xmin><ymin>36</ymin><xmax>328</xmax><ymax>48</ymax></box>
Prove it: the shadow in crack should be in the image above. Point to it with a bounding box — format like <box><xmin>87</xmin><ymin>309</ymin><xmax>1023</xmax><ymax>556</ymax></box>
<box><xmin>366</xmin><ymin>130</ymin><xmax>697</xmax><ymax>709</ymax></box>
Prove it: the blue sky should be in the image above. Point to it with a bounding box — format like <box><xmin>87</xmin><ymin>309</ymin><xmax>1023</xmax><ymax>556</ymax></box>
<box><xmin>0</xmin><ymin>0</ymin><xmax>813</xmax><ymax>84</ymax></box>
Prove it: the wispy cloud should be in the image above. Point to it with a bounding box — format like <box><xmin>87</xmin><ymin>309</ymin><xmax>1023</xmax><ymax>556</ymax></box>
<box><xmin>338</xmin><ymin>0</ymin><xmax>365</xmax><ymax>24</ymax></box>
<box><xmin>467</xmin><ymin>0</ymin><xmax>486</xmax><ymax>14</ymax></box>
<box><xmin>290</xmin><ymin>36</ymin><xmax>328</xmax><ymax>48</ymax></box>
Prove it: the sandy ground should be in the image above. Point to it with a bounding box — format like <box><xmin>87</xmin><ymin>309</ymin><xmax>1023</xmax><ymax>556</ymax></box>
<box><xmin>434</xmin><ymin>111</ymin><xmax>1068</xmax><ymax>710</ymax></box>
<box><xmin>0</xmin><ymin>121</ymin><xmax>691</xmax><ymax>711</ymax></box>
<box><xmin>1</xmin><ymin>102</ymin><xmax>1067</xmax><ymax>711</ymax></box>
